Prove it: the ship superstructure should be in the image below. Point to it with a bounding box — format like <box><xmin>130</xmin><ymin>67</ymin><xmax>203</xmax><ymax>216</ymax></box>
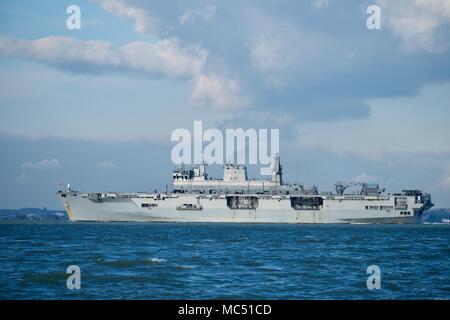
<box><xmin>57</xmin><ymin>155</ymin><xmax>433</xmax><ymax>223</ymax></box>
<box><xmin>172</xmin><ymin>154</ymin><xmax>284</xmax><ymax>194</ymax></box>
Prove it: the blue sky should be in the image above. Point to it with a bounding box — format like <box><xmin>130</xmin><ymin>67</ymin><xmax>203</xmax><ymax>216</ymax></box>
<box><xmin>0</xmin><ymin>0</ymin><xmax>450</xmax><ymax>208</ymax></box>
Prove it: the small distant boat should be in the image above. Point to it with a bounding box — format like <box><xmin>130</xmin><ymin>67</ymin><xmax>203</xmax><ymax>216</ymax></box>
<box><xmin>442</xmin><ymin>218</ymin><xmax>450</xmax><ymax>223</ymax></box>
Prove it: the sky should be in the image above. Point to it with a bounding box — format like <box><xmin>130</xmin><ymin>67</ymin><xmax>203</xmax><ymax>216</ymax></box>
<box><xmin>0</xmin><ymin>0</ymin><xmax>449</xmax><ymax>209</ymax></box>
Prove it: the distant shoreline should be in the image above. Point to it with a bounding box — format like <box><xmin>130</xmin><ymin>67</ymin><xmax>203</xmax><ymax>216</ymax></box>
<box><xmin>0</xmin><ymin>208</ymin><xmax>68</xmax><ymax>221</ymax></box>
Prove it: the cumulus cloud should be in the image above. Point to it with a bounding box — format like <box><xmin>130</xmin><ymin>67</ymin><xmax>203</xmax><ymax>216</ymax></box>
<box><xmin>377</xmin><ymin>0</ymin><xmax>450</xmax><ymax>52</ymax></box>
<box><xmin>0</xmin><ymin>35</ymin><xmax>252</xmax><ymax>110</ymax></box>
<box><xmin>96</xmin><ymin>0</ymin><xmax>158</xmax><ymax>35</ymax></box>
<box><xmin>98</xmin><ymin>161</ymin><xmax>116</xmax><ymax>169</ymax></box>
<box><xmin>189</xmin><ymin>73</ymin><xmax>250</xmax><ymax>109</ymax></box>
<box><xmin>21</xmin><ymin>158</ymin><xmax>60</xmax><ymax>170</ymax></box>
<box><xmin>0</xmin><ymin>36</ymin><xmax>208</xmax><ymax>79</ymax></box>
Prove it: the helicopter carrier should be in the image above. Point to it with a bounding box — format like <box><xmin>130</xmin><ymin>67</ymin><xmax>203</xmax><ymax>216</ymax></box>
<box><xmin>57</xmin><ymin>155</ymin><xmax>433</xmax><ymax>223</ymax></box>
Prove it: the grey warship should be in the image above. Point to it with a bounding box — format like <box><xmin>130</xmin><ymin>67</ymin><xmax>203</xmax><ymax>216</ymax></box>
<box><xmin>57</xmin><ymin>155</ymin><xmax>433</xmax><ymax>223</ymax></box>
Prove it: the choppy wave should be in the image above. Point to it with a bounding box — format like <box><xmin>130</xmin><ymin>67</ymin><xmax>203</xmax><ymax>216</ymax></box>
<box><xmin>146</xmin><ymin>258</ymin><xmax>166</xmax><ymax>264</ymax></box>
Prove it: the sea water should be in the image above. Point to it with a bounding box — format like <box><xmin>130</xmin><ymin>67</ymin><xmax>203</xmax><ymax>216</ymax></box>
<box><xmin>0</xmin><ymin>221</ymin><xmax>449</xmax><ymax>299</ymax></box>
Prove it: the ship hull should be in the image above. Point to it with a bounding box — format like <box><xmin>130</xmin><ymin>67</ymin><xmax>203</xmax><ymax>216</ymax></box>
<box><xmin>59</xmin><ymin>193</ymin><xmax>423</xmax><ymax>224</ymax></box>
